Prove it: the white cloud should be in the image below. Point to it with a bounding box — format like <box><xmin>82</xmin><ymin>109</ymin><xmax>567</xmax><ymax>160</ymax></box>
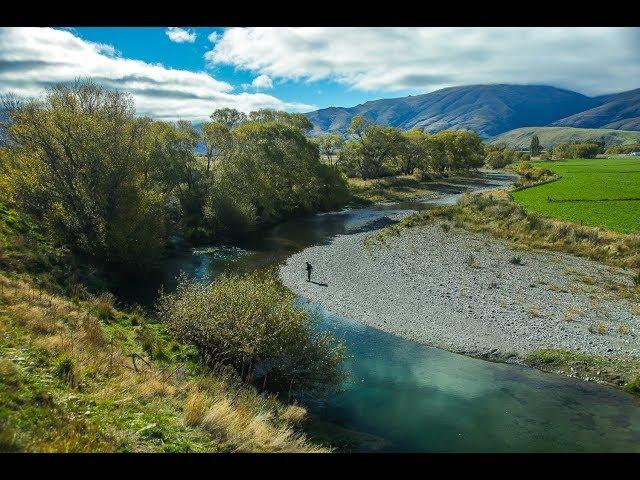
<box><xmin>251</xmin><ymin>74</ymin><xmax>273</xmax><ymax>90</ymax></box>
<box><xmin>0</xmin><ymin>28</ymin><xmax>315</xmax><ymax>122</ymax></box>
<box><xmin>206</xmin><ymin>27</ymin><xmax>640</xmax><ymax>96</ymax></box>
<box><xmin>166</xmin><ymin>27</ymin><xmax>196</xmax><ymax>44</ymax></box>
<box><xmin>207</xmin><ymin>31</ymin><xmax>220</xmax><ymax>43</ymax></box>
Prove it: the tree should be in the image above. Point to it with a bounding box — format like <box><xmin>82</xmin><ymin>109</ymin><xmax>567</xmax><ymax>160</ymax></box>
<box><xmin>530</xmin><ymin>135</ymin><xmax>541</xmax><ymax>157</ymax></box>
<box><xmin>553</xmin><ymin>142</ymin><xmax>600</xmax><ymax>160</ymax></box>
<box><xmin>484</xmin><ymin>144</ymin><xmax>529</xmax><ymax>169</ymax></box>
<box><xmin>148</xmin><ymin>120</ymin><xmax>206</xmax><ymax>241</ymax></box>
<box><xmin>210</xmin><ymin>107</ymin><xmax>247</xmax><ymax>129</ymax></box>
<box><xmin>358</xmin><ymin>125</ymin><xmax>405</xmax><ymax>179</ymax></box>
<box><xmin>248</xmin><ymin>109</ymin><xmax>313</xmax><ymax>132</ymax></box>
<box><xmin>206</xmin><ymin>119</ymin><xmax>348</xmax><ymax>238</ymax></box>
<box><xmin>433</xmin><ymin>130</ymin><xmax>484</xmax><ymax>171</ymax></box>
<box><xmin>395</xmin><ymin>129</ymin><xmax>423</xmax><ymax>175</ymax></box>
<box><xmin>1</xmin><ymin>80</ymin><xmax>167</xmax><ymax>271</ymax></box>
<box><xmin>348</xmin><ymin>115</ymin><xmax>369</xmax><ymax>139</ymax></box>
<box><xmin>201</xmin><ymin>121</ymin><xmax>232</xmax><ymax>174</ymax></box>
<box><xmin>318</xmin><ymin>133</ymin><xmax>344</xmax><ymax>164</ymax></box>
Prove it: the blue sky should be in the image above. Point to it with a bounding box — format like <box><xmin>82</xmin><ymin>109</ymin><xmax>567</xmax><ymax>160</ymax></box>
<box><xmin>1</xmin><ymin>27</ymin><xmax>638</xmax><ymax>122</ymax></box>
<box><xmin>71</xmin><ymin>27</ymin><xmax>407</xmax><ymax>111</ymax></box>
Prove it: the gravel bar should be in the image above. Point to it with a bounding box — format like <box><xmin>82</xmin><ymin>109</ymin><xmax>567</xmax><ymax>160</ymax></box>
<box><xmin>279</xmin><ymin>219</ymin><xmax>640</xmax><ymax>361</ymax></box>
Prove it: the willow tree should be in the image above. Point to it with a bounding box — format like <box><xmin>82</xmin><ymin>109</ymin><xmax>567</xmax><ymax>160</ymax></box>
<box><xmin>1</xmin><ymin>80</ymin><xmax>166</xmax><ymax>271</ymax></box>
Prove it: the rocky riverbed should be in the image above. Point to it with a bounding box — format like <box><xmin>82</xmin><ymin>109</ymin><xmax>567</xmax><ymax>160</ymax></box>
<box><xmin>279</xmin><ymin>218</ymin><xmax>640</xmax><ymax>361</ymax></box>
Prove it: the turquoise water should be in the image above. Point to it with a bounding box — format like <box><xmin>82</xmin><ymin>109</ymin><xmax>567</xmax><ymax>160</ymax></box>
<box><xmin>116</xmin><ymin>172</ymin><xmax>640</xmax><ymax>452</ymax></box>
<box><xmin>308</xmin><ymin>303</ymin><xmax>640</xmax><ymax>452</ymax></box>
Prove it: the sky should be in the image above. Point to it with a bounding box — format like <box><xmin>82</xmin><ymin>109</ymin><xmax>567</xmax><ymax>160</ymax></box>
<box><xmin>0</xmin><ymin>27</ymin><xmax>639</xmax><ymax>122</ymax></box>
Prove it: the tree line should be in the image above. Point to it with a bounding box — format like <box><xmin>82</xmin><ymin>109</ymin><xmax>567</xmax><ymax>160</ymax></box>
<box><xmin>327</xmin><ymin>115</ymin><xmax>486</xmax><ymax>179</ymax></box>
<box><xmin>316</xmin><ymin>115</ymin><xmax>530</xmax><ymax>177</ymax></box>
<box><xmin>541</xmin><ymin>141</ymin><xmax>603</xmax><ymax>160</ymax></box>
<box><xmin>0</xmin><ymin>81</ymin><xmax>348</xmax><ymax>274</ymax></box>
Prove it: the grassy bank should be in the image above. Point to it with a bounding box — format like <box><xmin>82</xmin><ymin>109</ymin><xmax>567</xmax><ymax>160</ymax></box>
<box><xmin>0</xmin><ymin>271</ymin><xmax>328</xmax><ymax>452</ymax></box>
<box><xmin>0</xmin><ymin>198</ymin><xmax>335</xmax><ymax>452</ymax></box>
<box><xmin>367</xmin><ymin>193</ymin><xmax>640</xmax><ymax>271</ymax></box>
<box><xmin>511</xmin><ymin>157</ymin><xmax>640</xmax><ymax>233</ymax></box>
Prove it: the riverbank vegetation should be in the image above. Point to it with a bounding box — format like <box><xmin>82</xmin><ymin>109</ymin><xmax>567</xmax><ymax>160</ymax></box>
<box><xmin>525</xmin><ymin>349</ymin><xmax>640</xmax><ymax>395</ymax></box>
<box><xmin>157</xmin><ymin>270</ymin><xmax>345</xmax><ymax>398</ymax></box>
<box><xmin>347</xmin><ymin>175</ymin><xmax>444</xmax><ymax>206</ymax></box>
<box><xmin>0</xmin><ymin>81</ymin><xmax>348</xmax><ymax>278</ymax></box>
<box><xmin>0</xmin><ymin>83</ymin><xmax>346</xmax><ymax>451</ymax></box>
<box><xmin>368</xmin><ymin>193</ymin><xmax>640</xmax><ymax>271</ymax></box>
<box><xmin>484</xmin><ymin>144</ymin><xmax>530</xmax><ymax>169</ymax></box>
<box><xmin>320</xmin><ymin>116</ymin><xmax>486</xmax><ymax>180</ymax></box>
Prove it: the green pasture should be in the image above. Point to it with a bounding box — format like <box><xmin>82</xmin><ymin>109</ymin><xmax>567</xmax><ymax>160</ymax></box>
<box><xmin>511</xmin><ymin>157</ymin><xmax>640</xmax><ymax>233</ymax></box>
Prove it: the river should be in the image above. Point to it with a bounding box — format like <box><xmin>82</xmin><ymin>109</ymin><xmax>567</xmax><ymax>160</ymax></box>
<box><xmin>114</xmin><ymin>172</ymin><xmax>640</xmax><ymax>452</ymax></box>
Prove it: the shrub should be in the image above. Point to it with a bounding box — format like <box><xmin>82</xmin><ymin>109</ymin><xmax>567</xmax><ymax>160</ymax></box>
<box><xmin>618</xmin><ymin>324</ymin><xmax>630</xmax><ymax>335</ymax></box>
<box><xmin>183</xmin><ymin>391</ymin><xmax>209</xmax><ymax>427</ymax></box>
<box><xmin>553</xmin><ymin>142</ymin><xmax>601</xmax><ymax>160</ymax></box>
<box><xmin>281</xmin><ymin>404</ymin><xmax>307</xmax><ymax>426</ymax></box>
<box><xmin>157</xmin><ymin>270</ymin><xmax>345</xmax><ymax>398</ymax></box>
<box><xmin>80</xmin><ymin>315</ymin><xmax>106</xmax><ymax>347</ymax></box>
<box><xmin>90</xmin><ymin>293</ymin><xmax>115</xmax><ymax>321</ymax></box>
<box><xmin>135</xmin><ymin>324</ymin><xmax>169</xmax><ymax>360</ymax></box>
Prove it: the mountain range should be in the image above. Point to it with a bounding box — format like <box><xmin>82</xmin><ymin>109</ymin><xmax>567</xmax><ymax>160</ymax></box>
<box><xmin>305</xmin><ymin>84</ymin><xmax>640</xmax><ymax>139</ymax></box>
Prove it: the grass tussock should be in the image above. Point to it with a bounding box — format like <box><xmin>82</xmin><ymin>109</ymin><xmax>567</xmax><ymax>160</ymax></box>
<box><xmin>0</xmin><ymin>272</ymin><xmax>329</xmax><ymax>453</ymax></box>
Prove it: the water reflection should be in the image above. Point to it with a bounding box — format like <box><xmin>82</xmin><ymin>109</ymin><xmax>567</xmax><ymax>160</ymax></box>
<box><xmin>308</xmin><ymin>302</ymin><xmax>640</xmax><ymax>452</ymax></box>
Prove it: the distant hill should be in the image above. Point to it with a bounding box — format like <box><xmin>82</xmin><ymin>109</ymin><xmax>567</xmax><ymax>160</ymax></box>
<box><xmin>490</xmin><ymin>127</ymin><xmax>640</xmax><ymax>150</ymax></box>
<box><xmin>552</xmin><ymin>88</ymin><xmax>640</xmax><ymax>131</ymax></box>
<box><xmin>306</xmin><ymin>84</ymin><xmax>640</xmax><ymax>138</ymax></box>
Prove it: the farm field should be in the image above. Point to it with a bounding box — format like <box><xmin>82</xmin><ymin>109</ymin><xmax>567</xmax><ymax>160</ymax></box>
<box><xmin>511</xmin><ymin>157</ymin><xmax>640</xmax><ymax>233</ymax></box>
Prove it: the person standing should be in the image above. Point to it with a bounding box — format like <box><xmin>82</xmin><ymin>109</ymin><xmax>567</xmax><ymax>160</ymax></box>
<box><xmin>306</xmin><ymin>262</ymin><xmax>313</xmax><ymax>282</ymax></box>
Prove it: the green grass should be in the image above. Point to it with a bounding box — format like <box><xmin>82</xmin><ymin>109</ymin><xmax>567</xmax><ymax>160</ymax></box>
<box><xmin>511</xmin><ymin>157</ymin><xmax>640</xmax><ymax>233</ymax></box>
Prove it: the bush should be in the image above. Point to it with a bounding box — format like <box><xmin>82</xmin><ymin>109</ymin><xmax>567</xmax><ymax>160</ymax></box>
<box><xmin>605</xmin><ymin>144</ymin><xmax>640</xmax><ymax>155</ymax></box>
<box><xmin>553</xmin><ymin>142</ymin><xmax>601</xmax><ymax>160</ymax></box>
<box><xmin>157</xmin><ymin>270</ymin><xmax>345</xmax><ymax>398</ymax></box>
